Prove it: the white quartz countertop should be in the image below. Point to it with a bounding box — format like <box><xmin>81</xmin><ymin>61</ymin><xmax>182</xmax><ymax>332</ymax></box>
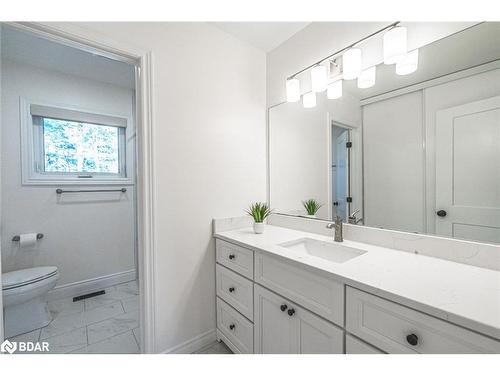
<box><xmin>215</xmin><ymin>225</ymin><xmax>500</xmax><ymax>340</ymax></box>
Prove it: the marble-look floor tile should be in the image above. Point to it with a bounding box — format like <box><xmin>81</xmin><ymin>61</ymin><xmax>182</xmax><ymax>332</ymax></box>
<box><xmin>87</xmin><ymin>310</ymin><xmax>139</xmax><ymax>344</ymax></box>
<box><xmin>121</xmin><ymin>295</ymin><xmax>139</xmax><ymax>313</ymax></box>
<box><xmin>10</xmin><ymin>328</ymin><xmax>41</xmax><ymax>342</ymax></box>
<box><xmin>41</xmin><ymin>301</ymin><xmax>124</xmax><ymax>339</ymax></box>
<box><xmin>132</xmin><ymin>327</ymin><xmax>141</xmax><ymax>348</ymax></box>
<box><xmin>72</xmin><ymin>331</ymin><xmax>139</xmax><ymax>354</ymax></box>
<box><xmin>195</xmin><ymin>341</ymin><xmax>233</xmax><ymax>354</ymax></box>
<box><xmin>48</xmin><ymin>298</ymin><xmax>84</xmax><ymax>317</ymax></box>
<box><xmin>43</xmin><ymin>327</ymin><xmax>87</xmax><ymax>354</ymax></box>
<box><xmin>84</xmin><ymin>283</ymin><xmax>139</xmax><ymax>311</ymax></box>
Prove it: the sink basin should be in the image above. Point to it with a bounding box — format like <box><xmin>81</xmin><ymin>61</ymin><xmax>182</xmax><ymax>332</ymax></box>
<box><xmin>278</xmin><ymin>238</ymin><xmax>367</xmax><ymax>263</ymax></box>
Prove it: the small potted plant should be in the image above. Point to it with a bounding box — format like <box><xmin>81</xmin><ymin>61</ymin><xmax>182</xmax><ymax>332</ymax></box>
<box><xmin>302</xmin><ymin>199</ymin><xmax>322</xmax><ymax>218</ymax></box>
<box><xmin>245</xmin><ymin>202</ymin><xmax>272</xmax><ymax>234</ymax></box>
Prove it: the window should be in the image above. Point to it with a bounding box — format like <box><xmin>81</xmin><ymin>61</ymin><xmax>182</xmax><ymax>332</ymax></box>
<box><xmin>21</xmin><ymin>101</ymin><xmax>131</xmax><ymax>185</ymax></box>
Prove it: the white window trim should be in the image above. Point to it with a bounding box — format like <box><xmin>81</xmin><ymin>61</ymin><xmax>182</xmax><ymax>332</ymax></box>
<box><xmin>20</xmin><ymin>97</ymin><xmax>135</xmax><ymax>186</ymax></box>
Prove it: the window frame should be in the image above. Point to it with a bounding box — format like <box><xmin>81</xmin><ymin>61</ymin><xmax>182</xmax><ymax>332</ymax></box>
<box><xmin>20</xmin><ymin>98</ymin><xmax>134</xmax><ymax>186</ymax></box>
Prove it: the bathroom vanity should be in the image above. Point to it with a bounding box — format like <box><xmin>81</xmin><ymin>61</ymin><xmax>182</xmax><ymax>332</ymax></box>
<box><xmin>213</xmin><ymin>223</ymin><xmax>500</xmax><ymax>354</ymax></box>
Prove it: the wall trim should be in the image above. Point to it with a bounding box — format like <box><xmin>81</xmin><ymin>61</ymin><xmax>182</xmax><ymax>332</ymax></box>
<box><xmin>47</xmin><ymin>269</ymin><xmax>136</xmax><ymax>301</ymax></box>
<box><xmin>360</xmin><ymin>59</ymin><xmax>500</xmax><ymax>106</ymax></box>
<box><xmin>161</xmin><ymin>329</ymin><xmax>217</xmax><ymax>354</ymax></box>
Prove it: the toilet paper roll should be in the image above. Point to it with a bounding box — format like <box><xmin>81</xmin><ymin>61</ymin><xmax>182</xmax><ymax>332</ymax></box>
<box><xmin>19</xmin><ymin>233</ymin><xmax>38</xmax><ymax>249</ymax></box>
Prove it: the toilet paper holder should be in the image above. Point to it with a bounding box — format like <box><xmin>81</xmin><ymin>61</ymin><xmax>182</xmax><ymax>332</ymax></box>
<box><xmin>12</xmin><ymin>233</ymin><xmax>44</xmax><ymax>241</ymax></box>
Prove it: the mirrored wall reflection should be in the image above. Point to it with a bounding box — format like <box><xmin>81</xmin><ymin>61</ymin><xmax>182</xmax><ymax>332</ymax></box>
<box><xmin>269</xmin><ymin>22</ymin><xmax>500</xmax><ymax>244</ymax></box>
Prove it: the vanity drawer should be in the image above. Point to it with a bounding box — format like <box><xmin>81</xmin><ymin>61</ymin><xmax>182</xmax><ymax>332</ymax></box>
<box><xmin>254</xmin><ymin>252</ymin><xmax>344</xmax><ymax>326</ymax></box>
<box><xmin>216</xmin><ymin>264</ymin><xmax>254</xmax><ymax>321</ymax></box>
<box><xmin>346</xmin><ymin>334</ymin><xmax>384</xmax><ymax>354</ymax></box>
<box><xmin>216</xmin><ymin>239</ymin><xmax>254</xmax><ymax>279</ymax></box>
<box><xmin>217</xmin><ymin>297</ymin><xmax>253</xmax><ymax>354</ymax></box>
<box><xmin>346</xmin><ymin>287</ymin><xmax>500</xmax><ymax>354</ymax></box>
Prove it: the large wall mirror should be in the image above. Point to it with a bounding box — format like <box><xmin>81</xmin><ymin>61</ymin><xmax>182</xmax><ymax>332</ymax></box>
<box><xmin>269</xmin><ymin>22</ymin><xmax>500</xmax><ymax>244</ymax></box>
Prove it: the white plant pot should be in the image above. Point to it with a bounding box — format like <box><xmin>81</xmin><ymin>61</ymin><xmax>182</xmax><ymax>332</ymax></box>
<box><xmin>305</xmin><ymin>214</ymin><xmax>317</xmax><ymax>219</ymax></box>
<box><xmin>253</xmin><ymin>222</ymin><xmax>265</xmax><ymax>234</ymax></box>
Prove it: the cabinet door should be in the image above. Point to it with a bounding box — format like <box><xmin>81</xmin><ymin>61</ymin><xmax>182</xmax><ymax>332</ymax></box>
<box><xmin>254</xmin><ymin>284</ymin><xmax>296</xmax><ymax>353</ymax></box>
<box><xmin>254</xmin><ymin>284</ymin><xmax>343</xmax><ymax>354</ymax></box>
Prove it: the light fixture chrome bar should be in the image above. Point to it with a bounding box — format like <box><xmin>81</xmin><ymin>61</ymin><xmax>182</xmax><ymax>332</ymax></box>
<box><xmin>56</xmin><ymin>188</ymin><xmax>127</xmax><ymax>194</ymax></box>
<box><xmin>287</xmin><ymin>21</ymin><xmax>400</xmax><ymax>79</ymax></box>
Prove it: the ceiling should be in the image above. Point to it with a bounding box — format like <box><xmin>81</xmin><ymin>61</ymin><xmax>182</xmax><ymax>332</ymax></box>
<box><xmin>1</xmin><ymin>26</ymin><xmax>136</xmax><ymax>89</ymax></box>
<box><xmin>212</xmin><ymin>22</ymin><xmax>310</xmax><ymax>52</ymax></box>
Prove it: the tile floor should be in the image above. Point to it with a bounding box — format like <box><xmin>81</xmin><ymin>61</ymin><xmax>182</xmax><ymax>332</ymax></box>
<box><xmin>9</xmin><ymin>280</ymin><xmax>140</xmax><ymax>354</ymax></box>
<box><xmin>195</xmin><ymin>341</ymin><xmax>233</xmax><ymax>354</ymax></box>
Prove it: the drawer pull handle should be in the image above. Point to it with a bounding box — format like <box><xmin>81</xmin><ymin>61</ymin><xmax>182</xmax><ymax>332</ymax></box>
<box><xmin>229</xmin><ymin>324</ymin><xmax>235</xmax><ymax>330</ymax></box>
<box><xmin>229</xmin><ymin>254</ymin><xmax>235</xmax><ymax>260</ymax></box>
<box><xmin>287</xmin><ymin>308</ymin><xmax>295</xmax><ymax>316</ymax></box>
<box><xmin>280</xmin><ymin>304</ymin><xmax>288</xmax><ymax>312</ymax></box>
<box><xmin>229</xmin><ymin>287</ymin><xmax>235</xmax><ymax>293</ymax></box>
<box><xmin>406</xmin><ymin>333</ymin><xmax>419</xmax><ymax>346</ymax></box>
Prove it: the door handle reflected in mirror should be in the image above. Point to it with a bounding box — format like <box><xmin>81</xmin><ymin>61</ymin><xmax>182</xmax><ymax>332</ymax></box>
<box><xmin>436</xmin><ymin>210</ymin><xmax>447</xmax><ymax>217</ymax></box>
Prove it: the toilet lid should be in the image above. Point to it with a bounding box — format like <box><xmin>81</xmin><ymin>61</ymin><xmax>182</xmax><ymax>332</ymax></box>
<box><xmin>2</xmin><ymin>266</ymin><xmax>58</xmax><ymax>290</ymax></box>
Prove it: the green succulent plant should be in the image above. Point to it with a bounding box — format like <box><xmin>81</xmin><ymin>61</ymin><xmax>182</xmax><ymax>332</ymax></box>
<box><xmin>245</xmin><ymin>202</ymin><xmax>273</xmax><ymax>223</ymax></box>
<box><xmin>302</xmin><ymin>199</ymin><xmax>323</xmax><ymax>215</ymax></box>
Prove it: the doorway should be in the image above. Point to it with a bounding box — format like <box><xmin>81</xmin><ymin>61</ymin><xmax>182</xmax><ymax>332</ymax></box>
<box><xmin>0</xmin><ymin>22</ymin><xmax>154</xmax><ymax>353</ymax></box>
<box><xmin>331</xmin><ymin>122</ymin><xmax>352</xmax><ymax>222</ymax></box>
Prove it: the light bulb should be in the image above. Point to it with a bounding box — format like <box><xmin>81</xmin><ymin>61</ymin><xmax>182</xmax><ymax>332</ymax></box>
<box><xmin>327</xmin><ymin>79</ymin><xmax>343</xmax><ymax>99</ymax></box>
<box><xmin>383</xmin><ymin>26</ymin><xmax>407</xmax><ymax>65</ymax></box>
<box><xmin>357</xmin><ymin>66</ymin><xmax>376</xmax><ymax>88</ymax></box>
<box><xmin>343</xmin><ymin>48</ymin><xmax>362</xmax><ymax>80</ymax></box>
<box><xmin>396</xmin><ymin>49</ymin><xmax>419</xmax><ymax>75</ymax></box>
<box><xmin>302</xmin><ymin>92</ymin><xmax>316</xmax><ymax>108</ymax></box>
<box><xmin>286</xmin><ymin>78</ymin><xmax>300</xmax><ymax>102</ymax></box>
<box><xmin>311</xmin><ymin>65</ymin><xmax>327</xmax><ymax>92</ymax></box>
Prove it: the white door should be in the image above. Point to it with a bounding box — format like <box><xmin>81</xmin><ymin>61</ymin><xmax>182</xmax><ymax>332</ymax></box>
<box><xmin>435</xmin><ymin>96</ymin><xmax>500</xmax><ymax>243</ymax></box>
<box><xmin>254</xmin><ymin>285</ymin><xmax>343</xmax><ymax>354</ymax></box>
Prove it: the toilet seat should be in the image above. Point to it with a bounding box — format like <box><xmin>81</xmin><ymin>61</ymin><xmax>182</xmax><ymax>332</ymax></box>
<box><xmin>2</xmin><ymin>266</ymin><xmax>58</xmax><ymax>291</ymax></box>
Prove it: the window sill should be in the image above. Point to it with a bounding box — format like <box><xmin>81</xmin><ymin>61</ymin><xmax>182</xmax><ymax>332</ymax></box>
<box><xmin>22</xmin><ymin>176</ymin><xmax>134</xmax><ymax>186</ymax></box>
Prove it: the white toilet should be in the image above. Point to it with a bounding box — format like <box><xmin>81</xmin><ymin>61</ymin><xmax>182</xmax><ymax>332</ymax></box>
<box><xmin>2</xmin><ymin>266</ymin><xmax>59</xmax><ymax>338</ymax></box>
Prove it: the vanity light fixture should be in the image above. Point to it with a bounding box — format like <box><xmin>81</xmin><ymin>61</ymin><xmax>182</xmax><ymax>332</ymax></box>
<box><xmin>383</xmin><ymin>26</ymin><xmax>407</xmax><ymax>64</ymax></box>
<box><xmin>327</xmin><ymin>79</ymin><xmax>343</xmax><ymax>99</ymax></box>
<box><xmin>311</xmin><ymin>65</ymin><xmax>328</xmax><ymax>92</ymax></box>
<box><xmin>396</xmin><ymin>49</ymin><xmax>419</xmax><ymax>75</ymax></box>
<box><xmin>302</xmin><ymin>92</ymin><xmax>317</xmax><ymax>108</ymax></box>
<box><xmin>357</xmin><ymin>66</ymin><xmax>376</xmax><ymax>88</ymax></box>
<box><xmin>286</xmin><ymin>78</ymin><xmax>301</xmax><ymax>102</ymax></box>
<box><xmin>342</xmin><ymin>48</ymin><xmax>362</xmax><ymax>80</ymax></box>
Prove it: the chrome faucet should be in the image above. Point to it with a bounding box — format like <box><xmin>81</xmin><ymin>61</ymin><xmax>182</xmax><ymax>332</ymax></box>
<box><xmin>348</xmin><ymin>209</ymin><xmax>363</xmax><ymax>225</ymax></box>
<box><xmin>326</xmin><ymin>216</ymin><xmax>343</xmax><ymax>242</ymax></box>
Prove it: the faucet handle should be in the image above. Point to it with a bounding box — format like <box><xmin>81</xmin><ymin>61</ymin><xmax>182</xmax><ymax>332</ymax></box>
<box><xmin>349</xmin><ymin>209</ymin><xmax>360</xmax><ymax>218</ymax></box>
<box><xmin>326</xmin><ymin>222</ymin><xmax>335</xmax><ymax>229</ymax></box>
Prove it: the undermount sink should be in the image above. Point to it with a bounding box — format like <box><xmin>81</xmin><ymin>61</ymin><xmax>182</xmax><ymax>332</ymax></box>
<box><xmin>278</xmin><ymin>238</ymin><xmax>367</xmax><ymax>263</ymax></box>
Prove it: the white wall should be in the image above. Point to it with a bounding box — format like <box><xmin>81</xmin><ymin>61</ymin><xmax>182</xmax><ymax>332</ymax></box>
<box><xmin>267</xmin><ymin>22</ymin><xmax>476</xmax><ymax>106</ymax></box>
<box><xmin>363</xmin><ymin>91</ymin><xmax>424</xmax><ymax>233</ymax></box>
<box><xmin>269</xmin><ymin>91</ymin><xmax>361</xmax><ymax>220</ymax></box>
<box><xmin>42</xmin><ymin>22</ymin><xmax>267</xmax><ymax>353</ymax></box>
<box><xmin>0</xmin><ymin>59</ymin><xmax>136</xmax><ymax>288</ymax></box>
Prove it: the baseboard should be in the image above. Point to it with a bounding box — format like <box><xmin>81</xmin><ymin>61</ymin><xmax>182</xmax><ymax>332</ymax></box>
<box><xmin>162</xmin><ymin>329</ymin><xmax>217</xmax><ymax>354</ymax></box>
<box><xmin>47</xmin><ymin>269</ymin><xmax>136</xmax><ymax>301</ymax></box>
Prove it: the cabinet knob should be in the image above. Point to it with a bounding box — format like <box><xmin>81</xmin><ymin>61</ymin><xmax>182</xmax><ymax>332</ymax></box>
<box><xmin>280</xmin><ymin>304</ymin><xmax>288</xmax><ymax>312</ymax></box>
<box><xmin>229</xmin><ymin>324</ymin><xmax>235</xmax><ymax>330</ymax></box>
<box><xmin>406</xmin><ymin>333</ymin><xmax>419</xmax><ymax>346</ymax></box>
<box><xmin>228</xmin><ymin>254</ymin><xmax>235</xmax><ymax>260</ymax></box>
<box><xmin>436</xmin><ymin>210</ymin><xmax>447</xmax><ymax>217</ymax></box>
<box><xmin>287</xmin><ymin>308</ymin><xmax>295</xmax><ymax>316</ymax></box>
<box><xmin>229</xmin><ymin>287</ymin><xmax>235</xmax><ymax>293</ymax></box>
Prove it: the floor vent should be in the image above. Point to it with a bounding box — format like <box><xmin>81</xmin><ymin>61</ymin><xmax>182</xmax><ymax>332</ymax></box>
<box><xmin>73</xmin><ymin>290</ymin><xmax>105</xmax><ymax>302</ymax></box>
